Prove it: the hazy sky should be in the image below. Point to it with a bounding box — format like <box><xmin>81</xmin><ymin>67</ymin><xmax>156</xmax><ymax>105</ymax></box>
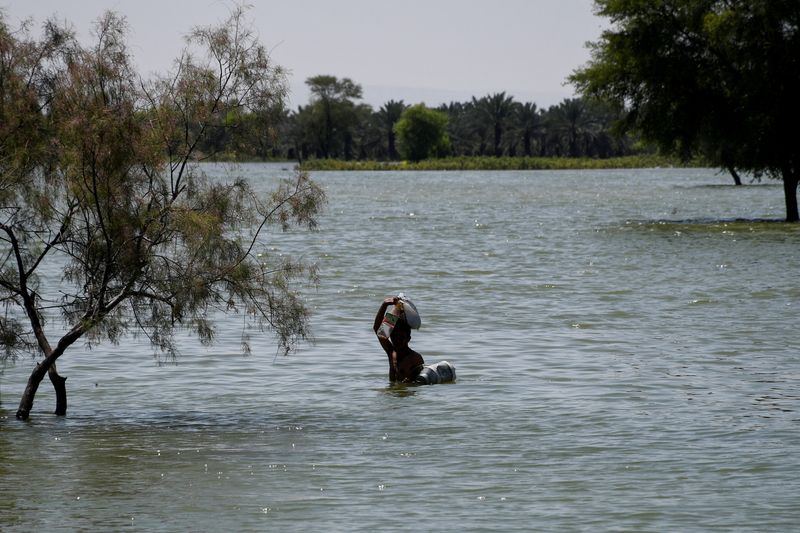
<box><xmin>2</xmin><ymin>0</ymin><xmax>606</xmax><ymax>109</ymax></box>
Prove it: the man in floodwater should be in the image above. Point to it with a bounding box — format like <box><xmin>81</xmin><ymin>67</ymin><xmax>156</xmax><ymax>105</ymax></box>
<box><xmin>373</xmin><ymin>297</ymin><xmax>425</xmax><ymax>383</ymax></box>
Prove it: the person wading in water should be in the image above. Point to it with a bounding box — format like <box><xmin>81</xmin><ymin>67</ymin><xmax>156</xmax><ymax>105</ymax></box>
<box><xmin>373</xmin><ymin>297</ymin><xmax>424</xmax><ymax>383</ymax></box>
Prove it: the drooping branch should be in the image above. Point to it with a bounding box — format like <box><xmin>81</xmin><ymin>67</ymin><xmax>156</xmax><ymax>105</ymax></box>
<box><xmin>24</xmin><ymin>200</ymin><xmax>78</xmax><ymax>279</ymax></box>
<box><xmin>0</xmin><ymin>221</ymin><xmax>54</xmax><ymax>356</ymax></box>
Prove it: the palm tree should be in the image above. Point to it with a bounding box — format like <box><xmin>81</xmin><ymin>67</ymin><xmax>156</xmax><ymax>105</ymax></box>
<box><xmin>549</xmin><ymin>98</ymin><xmax>596</xmax><ymax>157</ymax></box>
<box><xmin>472</xmin><ymin>92</ymin><xmax>517</xmax><ymax>156</ymax></box>
<box><xmin>437</xmin><ymin>102</ymin><xmax>472</xmax><ymax>156</ymax></box>
<box><xmin>515</xmin><ymin>102</ymin><xmax>544</xmax><ymax>157</ymax></box>
<box><xmin>376</xmin><ymin>100</ymin><xmax>407</xmax><ymax>160</ymax></box>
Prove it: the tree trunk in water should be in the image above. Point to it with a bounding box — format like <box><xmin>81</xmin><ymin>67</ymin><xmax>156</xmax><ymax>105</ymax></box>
<box><xmin>783</xmin><ymin>168</ymin><xmax>799</xmax><ymax>222</ymax></box>
<box><xmin>720</xmin><ymin>151</ymin><xmax>741</xmax><ymax>186</ymax></box>
<box><xmin>49</xmin><ymin>363</ymin><xmax>67</xmax><ymax>415</ymax></box>
<box><xmin>16</xmin><ymin>362</ymin><xmax>49</xmax><ymax>420</ymax></box>
<box><xmin>15</xmin><ymin>355</ymin><xmax>67</xmax><ymax>420</ymax></box>
<box><xmin>726</xmin><ymin>165</ymin><xmax>743</xmax><ymax>186</ymax></box>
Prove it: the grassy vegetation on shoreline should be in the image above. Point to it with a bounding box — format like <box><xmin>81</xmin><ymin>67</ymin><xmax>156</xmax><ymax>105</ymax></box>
<box><xmin>297</xmin><ymin>155</ymin><xmax>702</xmax><ymax>171</ymax></box>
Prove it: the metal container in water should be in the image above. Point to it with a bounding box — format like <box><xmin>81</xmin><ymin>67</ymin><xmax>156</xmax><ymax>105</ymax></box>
<box><xmin>415</xmin><ymin>361</ymin><xmax>456</xmax><ymax>385</ymax></box>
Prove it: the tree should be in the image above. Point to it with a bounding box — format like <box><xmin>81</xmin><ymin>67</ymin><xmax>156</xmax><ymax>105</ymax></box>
<box><xmin>515</xmin><ymin>102</ymin><xmax>544</xmax><ymax>157</ymax></box>
<box><xmin>393</xmin><ymin>104</ymin><xmax>450</xmax><ymax>162</ymax></box>
<box><xmin>437</xmin><ymin>101</ymin><xmax>474</xmax><ymax>156</ymax></box>
<box><xmin>548</xmin><ymin>98</ymin><xmax>597</xmax><ymax>158</ymax></box>
<box><xmin>0</xmin><ymin>8</ymin><xmax>325</xmax><ymax>420</ymax></box>
<box><xmin>302</xmin><ymin>75</ymin><xmax>363</xmax><ymax>159</ymax></box>
<box><xmin>473</xmin><ymin>92</ymin><xmax>517</xmax><ymax>157</ymax></box>
<box><xmin>376</xmin><ymin>100</ymin><xmax>407</xmax><ymax>160</ymax></box>
<box><xmin>227</xmin><ymin>105</ymin><xmax>288</xmax><ymax>160</ymax></box>
<box><xmin>571</xmin><ymin>0</ymin><xmax>800</xmax><ymax>220</ymax></box>
<box><xmin>350</xmin><ymin>103</ymin><xmax>383</xmax><ymax>160</ymax></box>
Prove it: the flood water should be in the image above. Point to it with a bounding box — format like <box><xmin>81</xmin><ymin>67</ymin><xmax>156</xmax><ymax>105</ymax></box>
<box><xmin>2</xmin><ymin>164</ymin><xmax>799</xmax><ymax>532</ymax></box>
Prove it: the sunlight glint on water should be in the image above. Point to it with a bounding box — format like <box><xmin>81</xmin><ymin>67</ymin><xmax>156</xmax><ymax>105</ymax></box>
<box><xmin>2</xmin><ymin>165</ymin><xmax>799</xmax><ymax>531</ymax></box>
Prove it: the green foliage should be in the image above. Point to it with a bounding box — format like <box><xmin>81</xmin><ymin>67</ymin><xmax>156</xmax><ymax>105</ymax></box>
<box><xmin>277</xmin><ymin>91</ymin><xmax>638</xmax><ymax>163</ymax></box>
<box><xmin>187</xmin><ymin>79</ymin><xmax>640</xmax><ymax>163</ymax></box>
<box><xmin>0</xmin><ymin>7</ymin><xmax>325</xmax><ymax>418</ymax></box>
<box><xmin>291</xmin><ymin>75</ymin><xmax>366</xmax><ymax>160</ymax></box>
<box><xmin>376</xmin><ymin>100</ymin><xmax>407</xmax><ymax>160</ymax></box>
<box><xmin>393</xmin><ymin>104</ymin><xmax>451</xmax><ymax>162</ymax></box>
<box><xmin>571</xmin><ymin>0</ymin><xmax>800</xmax><ymax>219</ymax></box>
<box><xmin>471</xmin><ymin>92</ymin><xmax>516</xmax><ymax>157</ymax></box>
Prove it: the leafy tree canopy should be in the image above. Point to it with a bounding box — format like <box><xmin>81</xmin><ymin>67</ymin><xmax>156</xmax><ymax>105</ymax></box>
<box><xmin>394</xmin><ymin>104</ymin><xmax>450</xmax><ymax>162</ymax></box>
<box><xmin>570</xmin><ymin>0</ymin><xmax>800</xmax><ymax>220</ymax></box>
<box><xmin>295</xmin><ymin>75</ymin><xmax>364</xmax><ymax>159</ymax></box>
<box><xmin>0</xmin><ymin>7</ymin><xmax>325</xmax><ymax>419</ymax></box>
<box><xmin>306</xmin><ymin>75</ymin><xmax>363</xmax><ymax>103</ymax></box>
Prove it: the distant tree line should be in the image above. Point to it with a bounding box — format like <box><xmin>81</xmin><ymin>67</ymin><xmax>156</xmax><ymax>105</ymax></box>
<box><xmin>196</xmin><ymin>75</ymin><xmax>639</xmax><ymax>162</ymax></box>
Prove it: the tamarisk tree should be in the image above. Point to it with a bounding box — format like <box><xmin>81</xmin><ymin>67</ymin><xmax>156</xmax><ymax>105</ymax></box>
<box><xmin>0</xmin><ymin>8</ymin><xmax>325</xmax><ymax>420</ymax></box>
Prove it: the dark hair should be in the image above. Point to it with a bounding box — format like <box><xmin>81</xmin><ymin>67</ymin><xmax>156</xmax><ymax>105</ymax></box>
<box><xmin>390</xmin><ymin>318</ymin><xmax>411</xmax><ymax>343</ymax></box>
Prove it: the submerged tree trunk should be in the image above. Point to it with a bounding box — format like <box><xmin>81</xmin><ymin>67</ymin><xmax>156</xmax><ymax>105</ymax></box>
<box><xmin>726</xmin><ymin>165</ymin><xmax>743</xmax><ymax>186</ymax></box>
<box><xmin>16</xmin><ymin>351</ymin><xmax>69</xmax><ymax>420</ymax></box>
<box><xmin>783</xmin><ymin>166</ymin><xmax>799</xmax><ymax>222</ymax></box>
<box><xmin>16</xmin><ymin>361</ymin><xmax>50</xmax><ymax>420</ymax></box>
<box><xmin>720</xmin><ymin>150</ymin><xmax>742</xmax><ymax>186</ymax></box>
<box><xmin>49</xmin><ymin>363</ymin><xmax>68</xmax><ymax>415</ymax></box>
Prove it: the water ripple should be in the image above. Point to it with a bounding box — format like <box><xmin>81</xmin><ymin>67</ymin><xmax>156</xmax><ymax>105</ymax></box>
<box><xmin>2</xmin><ymin>166</ymin><xmax>800</xmax><ymax>531</ymax></box>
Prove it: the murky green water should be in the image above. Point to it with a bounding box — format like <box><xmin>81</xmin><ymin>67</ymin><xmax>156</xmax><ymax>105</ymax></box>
<box><xmin>2</xmin><ymin>165</ymin><xmax>799</xmax><ymax>531</ymax></box>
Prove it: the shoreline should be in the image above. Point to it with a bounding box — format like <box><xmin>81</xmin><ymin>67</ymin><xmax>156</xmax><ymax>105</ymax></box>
<box><xmin>296</xmin><ymin>155</ymin><xmax>702</xmax><ymax>171</ymax></box>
